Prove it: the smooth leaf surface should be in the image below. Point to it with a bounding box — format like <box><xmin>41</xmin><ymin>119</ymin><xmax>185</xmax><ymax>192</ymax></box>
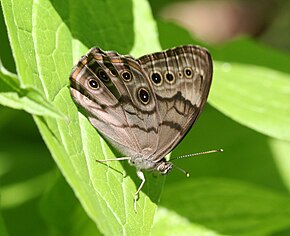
<box><xmin>130</xmin><ymin>0</ymin><xmax>161</xmax><ymax>56</ymax></box>
<box><xmin>2</xmin><ymin>0</ymin><xmax>163</xmax><ymax>234</ymax></box>
<box><xmin>152</xmin><ymin>207</ymin><xmax>224</xmax><ymax>236</ymax></box>
<box><xmin>209</xmin><ymin>62</ymin><xmax>290</xmax><ymax>142</ymax></box>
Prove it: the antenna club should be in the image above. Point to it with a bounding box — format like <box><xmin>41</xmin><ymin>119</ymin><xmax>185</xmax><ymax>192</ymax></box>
<box><xmin>186</xmin><ymin>172</ymin><xmax>190</xmax><ymax>178</ymax></box>
<box><xmin>219</xmin><ymin>148</ymin><xmax>224</xmax><ymax>152</ymax></box>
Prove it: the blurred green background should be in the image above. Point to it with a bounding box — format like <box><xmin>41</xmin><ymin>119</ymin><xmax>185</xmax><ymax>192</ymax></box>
<box><xmin>1</xmin><ymin>0</ymin><xmax>290</xmax><ymax>235</ymax></box>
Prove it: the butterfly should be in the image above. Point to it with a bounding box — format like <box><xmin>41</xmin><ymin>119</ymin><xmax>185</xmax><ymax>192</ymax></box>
<box><xmin>70</xmin><ymin>45</ymin><xmax>213</xmax><ymax>211</ymax></box>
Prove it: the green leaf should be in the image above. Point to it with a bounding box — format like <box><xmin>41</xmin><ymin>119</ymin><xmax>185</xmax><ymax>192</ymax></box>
<box><xmin>1</xmin><ymin>0</ymin><xmax>163</xmax><ymax>234</ymax></box>
<box><xmin>161</xmin><ymin>178</ymin><xmax>290</xmax><ymax>236</ymax></box>
<box><xmin>0</xmin><ymin>63</ymin><xmax>64</xmax><ymax>118</ymax></box>
<box><xmin>269</xmin><ymin>139</ymin><xmax>290</xmax><ymax>192</ymax></box>
<box><xmin>152</xmin><ymin>207</ymin><xmax>225</xmax><ymax>236</ymax></box>
<box><xmin>40</xmin><ymin>172</ymin><xmax>102</xmax><ymax>236</ymax></box>
<box><xmin>130</xmin><ymin>0</ymin><xmax>161</xmax><ymax>56</ymax></box>
<box><xmin>209</xmin><ymin>61</ymin><xmax>290</xmax><ymax>142</ymax></box>
<box><xmin>157</xmin><ymin>19</ymin><xmax>205</xmax><ymax>49</ymax></box>
<box><xmin>0</xmin><ymin>210</ymin><xmax>8</xmax><ymax>236</ymax></box>
<box><xmin>209</xmin><ymin>39</ymin><xmax>290</xmax><ymax>141</ymax></box>
<box><xmin>0</xmin><ymin>2</ymin><xmax>16</xmax><ymax>73</ymax></box>
<box><xmin>211</xmin><ymin>38</ymin><xmax>290</xmax><ymax>74</ymax></box>
<box><xmin>1</xmin><ymin>172</ymin><xmax>52</xmax><ymax>209</ymax></box>
<box><xmin>0</xmin><ymin>108</ymin><xmax>55</xmax><ymax>235</ymax></box>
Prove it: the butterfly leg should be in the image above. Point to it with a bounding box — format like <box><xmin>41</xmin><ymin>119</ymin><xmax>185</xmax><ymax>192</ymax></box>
<box><xmin>134</xmin><ymin>170</ymin><xmax>145</xmax><ymax>212</ymax></box>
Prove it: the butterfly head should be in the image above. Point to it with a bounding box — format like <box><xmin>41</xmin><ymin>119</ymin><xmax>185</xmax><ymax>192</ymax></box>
<box><xmin>129</xmin><ymin>154</ymin><xmax>172</xmax><ymax>175</ymax></box>
<box><xmin>156</xmin><ymin>160</ymin><xmax>173</xmax><ymax>175</ymax></box>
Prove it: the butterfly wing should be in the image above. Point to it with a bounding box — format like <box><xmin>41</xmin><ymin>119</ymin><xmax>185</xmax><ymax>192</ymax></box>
<box><xmin>138</xmin><ymin>45</ymin><xmax>213</xmax><ymax>160</ymax></box>
<box><xmin>70</xmin><ymin>48</ymin><xmax>161</xmax><ymax>158</ymax></box>
<box><xmin>70</xmin><ymin>46</ymin><xmax>212</xmax><ymax>165</ymax></box>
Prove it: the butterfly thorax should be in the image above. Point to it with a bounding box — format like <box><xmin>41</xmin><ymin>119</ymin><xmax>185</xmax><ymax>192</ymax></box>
<box><xmin>129</xmin><ymin>154</ymin><xmax>173</xmax><ymax>175</ymax></box>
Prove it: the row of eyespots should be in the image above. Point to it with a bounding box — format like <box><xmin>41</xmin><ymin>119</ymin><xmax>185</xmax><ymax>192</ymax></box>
<box><xmin>101</xmin><ymin>65</ymin><xmax>132</xmax><ymax>81</ymax></box>
<box><xmin>88</xmin><ymin>68</ymin><xmax>133</xmax><ymax>88</ymax></box>
<box><xmin>87</xmin><ymin>69</ymin><xmax>150</xmax><ymax>105</ymax></box>
<box><xmin>151</xmin><ymin>67</ymin><xmax>193</xmax><ymax>86</ymax></box>
<box><xmin>98</xmin><ymin>68</ymin><xmax>133</xmax><ymax>82</ymax></box>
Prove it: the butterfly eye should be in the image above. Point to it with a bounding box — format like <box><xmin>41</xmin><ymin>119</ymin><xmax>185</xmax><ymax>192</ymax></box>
<box><xmin>184</xmin><ymin>67</ymin><xmax>193</xmax><ymax>78</ymax></box>
<box><xmin>165</xmin><ymin>71</ymin><xmax>175</xmax><ymax>84</ymax></box>
<box><xmin>121</xmin><ymin>71</ymin><xmax>132</xmax><ymax>81</ymax></box>
<box><xmin>138</xmin><ymin>88</ymin><xmax>150</xmax><ymax>105</ymax></box>
<box><xmin>98</xmin><ymin>70</ymin><xmax>110</xmax><ymax>82</ymax></box>
<box><xmin>88</xmin><ymin>79</ymin><xmax>99</xmax><ymax>89</ymax></box>
<box><xmin>151</xmin><ymin>72</ymin><xmax>162</xmax><ymax>85</ymax></box>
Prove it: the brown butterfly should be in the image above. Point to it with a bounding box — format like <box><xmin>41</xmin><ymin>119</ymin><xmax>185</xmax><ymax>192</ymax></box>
<box><xmin>70</xmin><ymin>45</ymin><xmax>215</xmax><ymax>211</ymax></box>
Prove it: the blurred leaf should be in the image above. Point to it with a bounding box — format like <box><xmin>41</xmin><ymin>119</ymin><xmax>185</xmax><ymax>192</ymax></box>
<box><xmin>1</xmin><ymin>172</ymin><xmax>52</xmax><ymax>209</ymax></box>
<box><xmin>148</xmin><ymin>0</ymin><xmax>177</xmax><ymax>15</ymax></box>
<box><xmin>211</xmin><ymin>39</ymin><xmax>290</xmax><ymax>75</ymax></box>
<box><xmin>0</xmin><ymin>108</ymin><xmax>55</xmax><ymax>235</ymax></box>
<box><xmin>209</xmin><ymin>61</ymin><xmax>290</xmax><ymax>142</ymax></box>
<box><xmin>0</xmin><ymin>108</ymin><xmax>55</xmax><ymax>188</ymax></box>
<box><xmin>1</xmin><ymin>0</ymin><xmax>163</xmax><ymax>234</ymax></box>
<box><xmin>161</xmin><ymin>178</ymin><xmax>290</xmax><ymax>236</ymax></box>
<box><xmin>270</xmin><ymin>139</ymin><xmax>290</xmax><ymax>192</ymax></box>
<box><xmin>152</xmin><ymin>207</ymin><xmax>224</xmax><ymax>236</ymax></box>
<box><xmin>130</xmin><ymin>0</ymin><xmax>161</xmax><ymax>56</ymax></box>
<box><xmin>157</xmin><ymin>19</ymin><xmax>206</xmax><ymax>49</ymax></box>
<box><xmin>40</xmin><ymin>173</ymin><xmax>101</xmax><ymax>236</ymax></box>
<box><xmin>0</xmin><ymin>210</ymin><xmax>9</xmax><ymax>236</ymax></box>
<box><xmin>260</xmin><ymin>1</ymin><xmax>290</xmax><ymax>53</ymax></box>
<box><xmin>0</xmin><ymin>63</ymin><xmax>64</xmax><ymax>118</ymax></box>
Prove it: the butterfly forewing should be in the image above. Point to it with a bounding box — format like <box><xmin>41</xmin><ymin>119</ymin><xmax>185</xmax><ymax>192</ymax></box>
<box><xmin>70</xmin><ymin>48</ymin><xmax>161</xmax><ymax>158</ymax></box>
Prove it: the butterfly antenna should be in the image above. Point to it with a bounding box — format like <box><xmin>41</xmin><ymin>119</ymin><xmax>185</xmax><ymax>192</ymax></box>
<box><xmin>171</xmin><ymin>148</ymin><xmax>223</xmax><ymax>161</ymax></box>
<box><xmin>171</xmin><ymin>148</ymin><xmax>223</xmax><ymax>177</ymax></box>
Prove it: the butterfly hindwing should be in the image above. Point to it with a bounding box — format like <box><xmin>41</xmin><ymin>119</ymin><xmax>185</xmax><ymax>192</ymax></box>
<box><xmin>138</xmin><ymin>45</ymin><xmax>213</xmax><ymax>160</ymax></box>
